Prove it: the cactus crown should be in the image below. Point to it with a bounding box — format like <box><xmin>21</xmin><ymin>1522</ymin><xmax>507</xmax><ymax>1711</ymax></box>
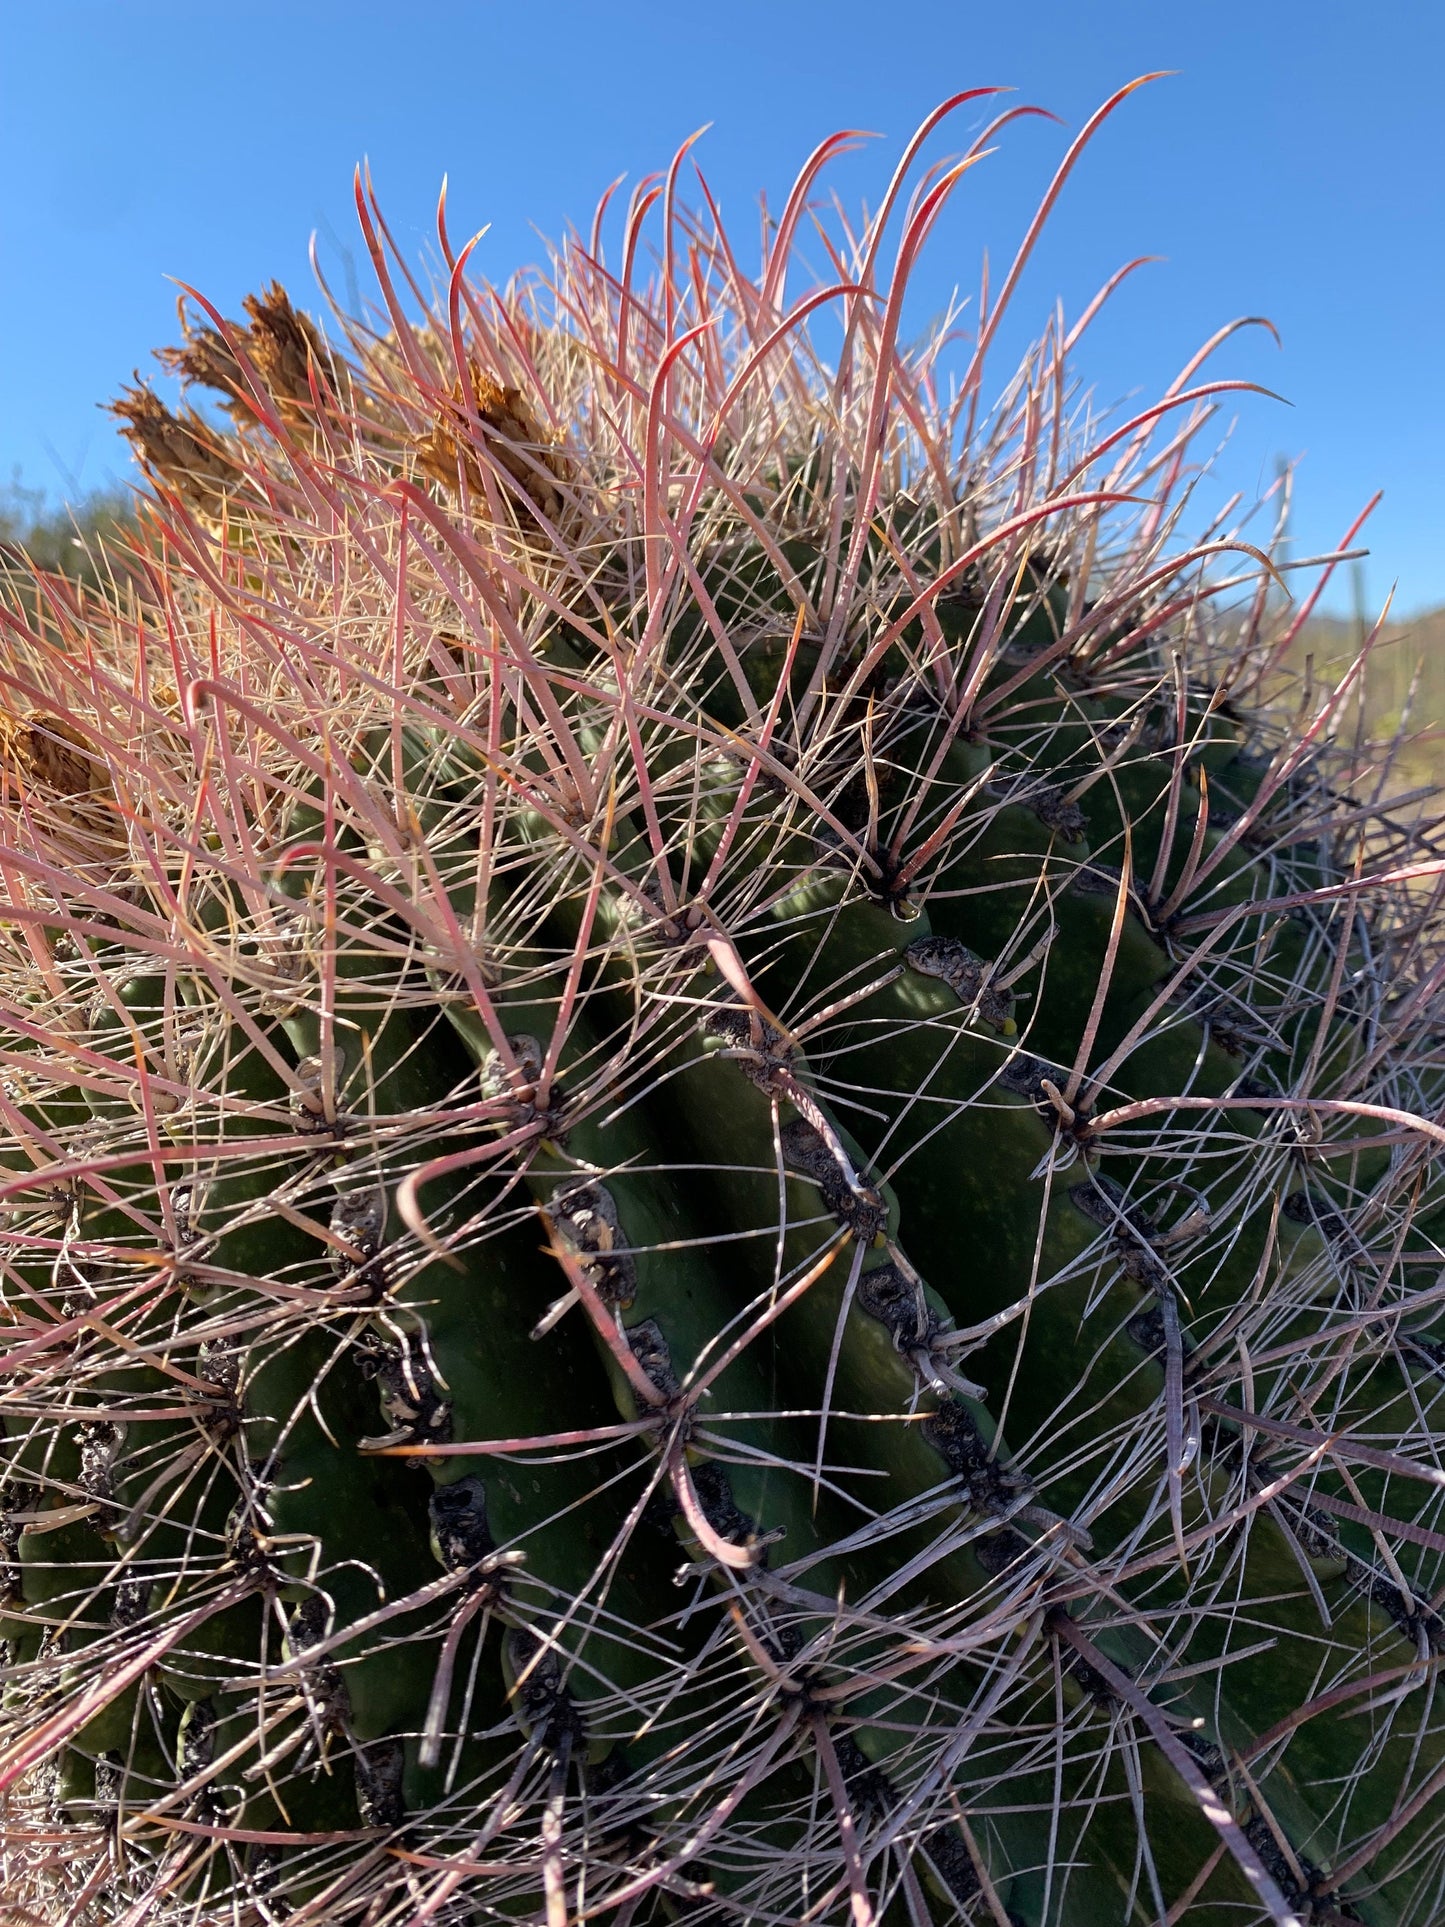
<box><xmin>3</xmin><ymin>83</ymin><xmax>1445</xmax><ymax>1927</ymax></box>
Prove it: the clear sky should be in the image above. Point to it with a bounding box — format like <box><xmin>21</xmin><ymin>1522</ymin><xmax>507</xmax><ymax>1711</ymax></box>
<box><xmin>2</xmin><ymin>1</ymin><xmax>1439</xmax><ymax>616</ymax></box>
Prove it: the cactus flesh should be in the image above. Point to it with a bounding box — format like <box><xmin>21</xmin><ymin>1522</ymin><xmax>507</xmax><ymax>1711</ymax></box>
<box><xmin>3</xmin><ymin>89</ymin><xmax>1445</xmax><ymax>1927</ymax></box>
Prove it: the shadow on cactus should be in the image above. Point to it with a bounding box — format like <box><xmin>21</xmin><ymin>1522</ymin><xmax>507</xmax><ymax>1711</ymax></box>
<box><xmin>3</xmin><ymin>78</ymin><xmax>1445</xmax><ymax>1927</ymax></box>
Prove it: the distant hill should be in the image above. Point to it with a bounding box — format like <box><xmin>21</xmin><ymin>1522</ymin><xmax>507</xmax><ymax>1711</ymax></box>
<box><xmin>1284</xmin><ymin>606</ymin><xmax>1445</xmax><ymax>801</ymax></box>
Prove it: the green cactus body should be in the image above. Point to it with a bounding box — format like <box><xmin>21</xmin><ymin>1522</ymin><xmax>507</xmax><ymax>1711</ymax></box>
<box><xmin>2</xmin><ymin>92</ymin><xmax>1444</xmax><ymax>1927</ymax></box>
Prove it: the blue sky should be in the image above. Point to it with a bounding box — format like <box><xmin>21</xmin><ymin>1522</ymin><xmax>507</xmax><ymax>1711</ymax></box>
<box><xmin>2</xmin><ymin>1</ymin><xmax>1439</xmax><ymax>615</ymax></box>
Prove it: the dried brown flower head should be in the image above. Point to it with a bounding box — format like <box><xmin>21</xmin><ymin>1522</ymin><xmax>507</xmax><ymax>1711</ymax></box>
<box><xmin>415</xmin><ymin>362</ymin><xmax>565</xmax><ymax>520</ymax></box>
<box><xmin>108</xmin><ymin>386</ymin><xmax>237</xmax><ymax>517</ymax></box>
<box><xmin>160</xmin><ymin>282</ymin><xmax>342</xmax><ymax>437</ymax></box>
<box><xmin>0</xmin><ymin>710</ymin><xmax>120</xmax><ymax>856</ymax></box>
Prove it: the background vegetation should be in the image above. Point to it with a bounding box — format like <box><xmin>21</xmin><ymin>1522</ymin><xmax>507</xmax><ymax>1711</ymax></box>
<box><xmin>0</xmin><ymin>480</ymin><xmax>136</xmax><ymax>591</ymax></box>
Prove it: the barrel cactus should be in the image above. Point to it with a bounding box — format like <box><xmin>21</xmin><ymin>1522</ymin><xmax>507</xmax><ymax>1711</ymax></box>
<box><xmin>3</xmin><ymin>82</ymin><xmax>1445</xmax><ymax>1927</ymax></box>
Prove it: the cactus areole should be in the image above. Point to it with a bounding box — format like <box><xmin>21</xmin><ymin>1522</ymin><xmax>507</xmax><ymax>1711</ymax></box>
<box><xmin>2</xmin><ymin>84</ymin><xmax>1444</xmax><ymax>1927</ymax></box>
